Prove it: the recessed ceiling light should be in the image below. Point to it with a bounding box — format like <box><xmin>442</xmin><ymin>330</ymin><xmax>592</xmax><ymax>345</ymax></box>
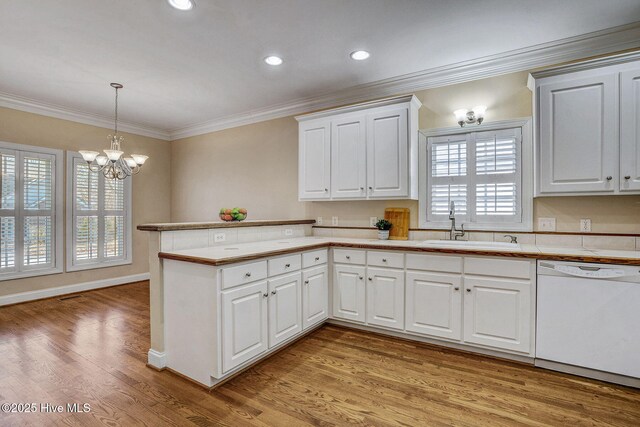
<box><xmin>168</xmin><ymin>0</ymin><xmax>194</xmax><ymax>11</ymax></box>
<box><xmin>350</xmin><ymin>50</ymin><xmax>370</xmax><ymax>61</ymax></box>
<box><xmin>264</xmin><ymin>56</ymin><xmax>284</xmax><ymax>66</ymax></box>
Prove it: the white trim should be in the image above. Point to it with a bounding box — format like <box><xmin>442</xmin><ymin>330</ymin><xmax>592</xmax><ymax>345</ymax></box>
<box><xmin>0</xmin><ymin>272</ymin><xmax>150</xmax><ymax>306</ymax></box>
<box><xmin>0</xmin><ymin>91</ymin><xmax>171</xmax><ymax>141</ymax></box>
<box><xmin>295</xmin><ymin>95</ymin><xmax>422</xmax><ymax>122</ymax></box>
<box><xmin>530</xmin><ymin>50</ymin><xmax>640</xmax><ymax>79</ymax></box>
<box><xmin>147</xmin><ymin>349</ymin><xmax>167</xmax><ymax>369</ymax></box>
<box><xmin>169</xmin><ymin>23</ymin><xmax>640</xmax><ymax>139</ymax></box>
<box><xmin>418</xmin><ymin>118</ymin><xmax>533</xmax><ymax>232</ymax></box>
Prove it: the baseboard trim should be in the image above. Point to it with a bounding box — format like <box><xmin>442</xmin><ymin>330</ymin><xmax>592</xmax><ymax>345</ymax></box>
<box><xmin>0</xmin><ymin>272</ymin><xmax>150</xmax><ymax>306</ymax></box>
<box><xmin>147</xmin><ymin>349</ymin><xmax>167</xmax><ymax>369</ymax></box>
<box><xmin>535</xmin><ymin>359</ymin><xmax>640</xmax><ymax>389</ymax></box>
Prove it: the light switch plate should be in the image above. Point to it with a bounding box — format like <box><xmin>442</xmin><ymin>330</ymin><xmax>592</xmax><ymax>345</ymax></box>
<box><xmin>369</xmin><ymin>217</ymin><xmax>378</xmax><ymax>227</ymax></box>
<box><xmin>214</xmin><ymin>233</ymin><xmax>226</xmax><ymax>243</ymax></box>
<box><xmin>284</xmin><ymin>228</ymin><xmax>293</xmax><ymax>236</ymax></box>
<box><xmin>580</xmin><ymin>219</ymin><xmax>592</xmax><ymax>232</ymax></box>
<box><xmin>538</xmin><ymin>217</ymin><xmax>556</xmax><ymax>231</ymax></box>
<box><xmin>331</xmin><ymin>216</ymin><xmax>339</xmax><ymax>226</ymax></box>
<box><xmin>316</xmin><ymin>217</ymin><xmax>323</xmax><ymax>226</ymax></box>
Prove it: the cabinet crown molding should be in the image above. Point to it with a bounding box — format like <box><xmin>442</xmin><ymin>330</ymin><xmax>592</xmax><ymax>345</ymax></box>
<box><xmin>530</xmin><ymin>50</ymin><xmax>640</xmax><ymax>80</ymax></box>
<box><xmin>295</xmin><ymin>95</ymin><xmax>422</xmax><ymax>122</ymax></box>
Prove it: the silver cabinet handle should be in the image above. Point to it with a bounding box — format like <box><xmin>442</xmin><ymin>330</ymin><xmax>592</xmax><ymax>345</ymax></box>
<box><xmin>263</xmin><ymin>293</ymin><xmax>268</xmax><ymax>298</ymax></box>
<box><xmin>606</xmin><ymin>176</ymin><xmax>613</xmax><ymax>181</ymax></box>
<box><xmin>271</xmin><ymin>290</ymin><xmax>277</xmax><ymax>295</ymax></box>
<box><xmin>315</xmin><ymin>257</ymin><xmax>320</xmax><ymax>261</ymax></box>
<box><xmin>454</xmin><ymin>287</ymin><xmax>460</xmax><ymax>291</ymax></box>
<box><xmin>245</xmin><ymin>272</ymin><xmax>251</xmax><ymax>277</ymax></box>
<box><xmin>625</xmin><ymin>175</ymin><xmax>631</xmax><ymax>180</ymax></box>
<box><xmin>466</xmin><ymin>289</ymin><xmax>471</xmax><ymax>293</ymax></box>
<box><xmin>285</xmin><ymin>263</ymin><xmax>290</xmax><ymax>268</ymax></box>
<box><xmin>304</xmin><ymin>280</ymin><xmax>309</xmax><ymax>284</ymax></box>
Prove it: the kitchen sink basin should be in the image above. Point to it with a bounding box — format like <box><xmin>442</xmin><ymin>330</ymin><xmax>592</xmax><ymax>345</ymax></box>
<box><xmin>418</xmin><ymin>240</ymin><xmax>520</xmax><ymax>250</ymax></box>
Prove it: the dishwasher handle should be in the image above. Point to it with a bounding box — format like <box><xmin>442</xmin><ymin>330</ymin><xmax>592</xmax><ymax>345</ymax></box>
<box><xmin>540</xmin><ymin>262</ymin><xmax>627</xmax><ymax>279</ymax></box>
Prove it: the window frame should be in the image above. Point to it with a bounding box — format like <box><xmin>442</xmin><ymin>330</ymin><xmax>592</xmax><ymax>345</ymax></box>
<box><xmin>66</xmin><ymin>152</ymin><xmax>132</xmax><ymax>272</ymax></box>
<box><xmin>418</xmin><ymin>118</ymin><xmax>533</xmax><ymax>232</ymax></box>
<box><xmin>0</xmin><ymin>141</ymin><xmax>63</xmax><ymax>281</ymax></box>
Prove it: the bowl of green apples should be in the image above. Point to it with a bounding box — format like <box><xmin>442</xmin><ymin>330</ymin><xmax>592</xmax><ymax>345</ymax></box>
<box><xmin>219</xmin><ymin>207</ymin><xmax>248</xmax><ymax>222</ymax></box>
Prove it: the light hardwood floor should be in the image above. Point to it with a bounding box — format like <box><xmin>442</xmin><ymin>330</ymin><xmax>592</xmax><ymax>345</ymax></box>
<box><xmin>1</xmin><ymin>281</ymin><xmax>639</xmax><ymax>426</ymax></box>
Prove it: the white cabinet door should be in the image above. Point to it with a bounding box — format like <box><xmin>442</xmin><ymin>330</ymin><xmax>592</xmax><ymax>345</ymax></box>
<box><xmin>221</xmin><ymin>281</ymin><xmax>268</xmax><ymax>373</ymax></box>
<box><xmin>620</xmin><ymin>68</ymin><xmax>640</xmax><ymax>192</ymax></box>
<box><xmin>405</xmin><ymin>271</ymin><xmax>462</xmax><ymax>340</ymax></box>
<box><xmin>302</xmin><ymin>265</ymin><xmax>328</xmax><ymax>329</ymax></box>
<box><xmin>333</xmin><ymin>264</ymin><xmax>366</xmax><ymax>323</ymax></box>
<box><xmin>538</xmin><ymin>73</ymin><xmax>618</xmax><ymax>194</ymax></box>
<box><xmin>366</xmin><ymin>107</ymin><xmax>409</xmax><ymax>198</ymax></box>
<box><xmin>366</xmin><ymin>267</ymin><xmax>405</xmax><ymax>330</ymax></box>
<box><xmin>331</xmin><ymin>115</ymin><xmax>366</xmax><ymax>199</ymax></box>
<box><xmin>268</xmin><ymin>273</ymin><xmax>302</xmax><ymax>348</ymax></box>
<box><xmin>299</xmin><ymin>120</ymin><xmax>331</xmax><ymax>200</ymax></box>
<box><xmin>463</xmin><ymin>277</ymin><xmax>531</xmax><ymax>353</ymax></box>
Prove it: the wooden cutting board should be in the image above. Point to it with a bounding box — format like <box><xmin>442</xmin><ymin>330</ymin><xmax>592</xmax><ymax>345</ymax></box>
<box><xmin>384</xmin><ymin>208</ymin><xmax>410</xmax><ymax>240</ymax></box>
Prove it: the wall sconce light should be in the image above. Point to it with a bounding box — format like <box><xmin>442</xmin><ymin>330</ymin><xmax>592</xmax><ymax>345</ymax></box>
<box><xmin>453</xmin><ymin>106</ymin><xmax>486</xmax><ymax>127</ymax></box>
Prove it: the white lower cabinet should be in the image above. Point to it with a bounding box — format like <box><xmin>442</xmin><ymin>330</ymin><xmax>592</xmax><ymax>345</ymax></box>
<box><xmin>221</xmin><ymin>280</ymin><xmax>269</xmax><ymax>373</ymax></box>
<box><xmin>268</xmin><ymin>272</ymin><xmax>302</xmax><ymax>348</ymax></box>
<box><xmin>405</xmin><ymin>271</ymin><xmax>462</xmax><ymax>340</ymax></box>
<box><xmin>463</xmin><ymin>276</ymin><xmax>531</xmax><ymax>354</ymax></box>
<box><xmin>302</xmin><ymin>265</ymin><xmax>329</xmax><ymax>329</ymax></box>
<box><xmin>366</xmin><ymin>267</ymin><xmax>405</xmax><ymax>330</ymax></box>
<box><xmin>333</xmin><ymin>264</ymin><xmax>366</xmax><ymax>322</ymax></box>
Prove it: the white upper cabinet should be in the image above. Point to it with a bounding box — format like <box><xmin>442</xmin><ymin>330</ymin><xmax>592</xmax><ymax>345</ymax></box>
<box><xmin>366</xmin><ymin>107</ymin><xmax>409</xmax><ymax>198</ymax></box>
<box><xmin>299</xmin><ymin>120</ymin><xmax>331</xmax><ymax>200</ymax></box>
<box><xmin>331</xmin><ymin>115</ymin><xmax>367</xmax><ymax>198</ymax></box>
<box><xmin>532</xmin><ymin>54</ymin><xmax>640</xmax><ymax>196</ymax></box>
<box><xmin>296</xmin><ymin>95</ymin><xmax>421</xmax><ymax>201</ymax></box>
<box><xmin>620</xmin><ymin>67</ymin><xmax>640</xmax><ymax>192</ymax></box>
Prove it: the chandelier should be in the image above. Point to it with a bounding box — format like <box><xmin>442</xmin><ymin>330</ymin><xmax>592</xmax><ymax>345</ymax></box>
<box><xmin>79</xmin><ymin>83</ymin><xmax>148</xmax><ymax>180</ymax></box>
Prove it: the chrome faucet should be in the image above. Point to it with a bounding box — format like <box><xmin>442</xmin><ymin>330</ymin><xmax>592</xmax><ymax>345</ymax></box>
<box><xmin>449</xmin><ymin>201</ymin><xmax>465</xmax><ymax>240</ymax></box>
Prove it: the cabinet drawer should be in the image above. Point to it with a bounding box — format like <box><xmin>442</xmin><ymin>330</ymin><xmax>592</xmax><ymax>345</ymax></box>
<box><xmin>302</xmin><ymin>249</ymin><xmax>327</xmax><ymax>268</ymax></box>
<box><xmin>268</xmin><ymin>254</ymin><xmax>301</xmax><ymax>277</ymax></box>
<box><xmin>333</xmin><ymin>249</ymin><xmax>366</xmax><ymax>265</ymax></box>
<box><xmin>464</xmin><ymin>257</ymin><xmax>532</xmax><ymax>279</ymax></box>
<box><xmin>406</xmin><ymin>253</ymin><xmax>462</xmax><ymax>273</ymax></box>
<box><xmin>221</xmin><ymin>261</ymin><xmax>268</xmax><ymax>289</ymax></box>
<box><xmin>367</xmin><ymin>250</ymin><xmax>404</xmax><ymax>269</ymax></box>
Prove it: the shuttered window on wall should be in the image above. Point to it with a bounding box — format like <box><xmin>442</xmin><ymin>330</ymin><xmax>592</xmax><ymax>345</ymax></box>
<box><xmin>426</xmin><ymin>127</ymin><xmax>523</xmax><ymax>227</ymax></box>
<box><xmin>67</xmin><ymin>154</ymin><xmax>131</xmax><ymax>271</ymax></box>
<box><xmin>0</xmin><ymin>143</ymin><xmax>62</xmax><ymax>280</ymax></box>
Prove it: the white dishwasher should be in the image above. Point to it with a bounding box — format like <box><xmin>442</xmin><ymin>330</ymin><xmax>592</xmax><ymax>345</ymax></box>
<box><xmin>536</xmin><ymin>260</ymin><xmax>640</xmax><ymax>386</ymax></box>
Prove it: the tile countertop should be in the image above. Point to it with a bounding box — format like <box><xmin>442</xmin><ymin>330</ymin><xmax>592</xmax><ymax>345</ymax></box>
<box><xmin>158</xmin><ymin>237</ymin><xmax>640</xmax><ymax>267</ymax></box>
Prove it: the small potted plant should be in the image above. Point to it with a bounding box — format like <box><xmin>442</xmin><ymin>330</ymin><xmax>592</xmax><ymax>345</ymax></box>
<box><xmin>374</xmin><ymin>219</ymin><xmax>393</xmax><ymax>240</ymax></box>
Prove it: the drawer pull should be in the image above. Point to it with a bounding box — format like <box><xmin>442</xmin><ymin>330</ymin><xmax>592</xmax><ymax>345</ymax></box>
<box><xmin>285</xmin><ymin>263</ymin><xmax>290</xmax><ymax>268</ymax></box>
<box><xmin>606</xmin><ymin>176</ymin><xmax>613</xmax><ymax>181</ymax></box>
<box><xmin>346</xmin><ymin>255</ymin><xmax>351</xmax><ymax>260</ymax></box>
<box><xmin>245</xmin><ymin>272</ymin><xmax>252</xmax><ymax>277</ymax></box>
<box><xmin>466</xmin><ymin>289</ymin><xmax>471</xmax><ymax>293</ymax></box>
<box><xmin>315</xmin><ymin>257</ymin><xmax>320</xmax><ymax>261</ymax></box>
<box><xmin>271</xmin><ymin>290</ymin><xmax>277</xmax><ymax>295</ymax></box>
<box><xmin>304</xmin><ymin>280</ymin><xmax>309</xmax><ymax>284</ymax></box>
<box><xmin>382</xmin><ymin>258</ymin><xmax>387</xmax><ymax>262</ymax></box>
<box><xmin>359</xmin><ymin>276</ymin><xmax>363</xmax><ymax>280</ymax></box>
<box><xmin>368</xmin><ymin>277</ymin><xmax>372</xmax><ymax>281</ymax></box>
<box><xmin>263</xmin><ymin>293</ymin><xmax>268</xmax><ymax>298</ymax></box>
<box><xmin>454</xmin><ymin>287</ymin><xmax>459</xmax><ymax>291</ymax></box>
<box><xmin>625</xmin><ymin>175</ymin><xmax>631</xmax><ymax>180</ymax></box>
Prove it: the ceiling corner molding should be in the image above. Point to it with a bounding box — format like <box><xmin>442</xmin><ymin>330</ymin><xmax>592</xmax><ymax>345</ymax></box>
<box><xmin>0</xmin><ymin>92</ymin><xmax>171</xmax><ymax>141</ymax></box>
<box><xmin>170</xmin><ymin>21</ymin><xmax>640</xmax><ymax>140</ymax></box>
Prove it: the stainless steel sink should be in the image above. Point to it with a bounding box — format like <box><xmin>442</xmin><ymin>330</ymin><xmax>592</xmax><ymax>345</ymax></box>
<box><xmin>418</xmin><ymin>240</ymin><xmax>520</xmax><ymax>250</ymax></box>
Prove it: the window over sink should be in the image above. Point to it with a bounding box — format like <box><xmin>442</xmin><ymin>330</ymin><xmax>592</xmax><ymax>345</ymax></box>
<box><xmin>419</xmin><ymin>119</ymin><xmax>533</xmax><ymax>231</ymax></box>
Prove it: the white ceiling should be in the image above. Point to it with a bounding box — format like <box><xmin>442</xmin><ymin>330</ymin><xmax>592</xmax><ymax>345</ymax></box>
<box><xmin>1</xmin><ymin>0</ymin><xmax>640</xmax><ymax>139</ymax></box>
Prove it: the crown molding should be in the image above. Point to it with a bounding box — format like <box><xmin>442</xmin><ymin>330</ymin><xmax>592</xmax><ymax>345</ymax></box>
<box><xmin>0</xmin><ymin>91</ymin><xmax>171</xmax><ymax>140</ymax></box>
<box><xmin>170</xmin><ymin>21</ymin><xmax>640</xmax><ymax>140</ymax></box>
<box><xmin>530</xmin><ymin>50</ymin><xmax>640</xmax><ymax>79</ymax></box>
<box><xmin>295</xmin><ymin>95</ymin><xmax>421</xmax><ymax>122</ymax></box>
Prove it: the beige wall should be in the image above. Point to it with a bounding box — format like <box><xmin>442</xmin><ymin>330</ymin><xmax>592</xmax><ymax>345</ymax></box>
<box><xmin>0</xmin><ymin>107</ymin><xmax>171</xmax><ymax>297</ymax></box>
<box><xmin>171</xmin><ymin>70</ymin><xmax>640</xmax><ymax>233</ymax></box>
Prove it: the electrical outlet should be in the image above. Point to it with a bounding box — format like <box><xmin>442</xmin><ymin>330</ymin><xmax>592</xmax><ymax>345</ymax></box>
<box><xmin>284</xmin><ymin>228</ymin><xmax>293</xmax><ymax>236</ymax></box>
<box><xmin>316</xmin><ymin>217</ymin><xmax>323</xmax><ymax>226</ymax></box>
<box><xmin>580</xmin><ymin>219</ymin><xmax>592</xmax><ymax>232</ymax></box>
<box><xmin>332</xmin><ymin>216</ymin><xmax>339</xmax><ymax>226</ymax></box>
<box><xmin>214</xmin><ymin>233</ymin><xmax>226</xmax><ymax>243</ymax></box>
<box><xmin>538</xmin><ymin>217</ymin><xmax>556</xmax><ymax>232</ymax></box>
<box><xmin>369</xmin><ymin>217</ymin><xmax>378</xmax><ymax>227</ymax></box>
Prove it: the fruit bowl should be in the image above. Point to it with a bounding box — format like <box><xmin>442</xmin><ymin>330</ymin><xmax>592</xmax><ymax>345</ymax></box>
<box><xmin>219</xmin><ymin>208</ymin><xmax>248</xmax><ymax>222</ymax></box>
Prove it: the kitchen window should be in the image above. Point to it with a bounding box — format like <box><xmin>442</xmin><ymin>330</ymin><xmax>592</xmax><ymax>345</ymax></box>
<box><xmin>66</xmin><ymin>153</ymin><xmax>132</xmax><ymax>271</ymax></box>
<box><xmin>0</xmin><ymin>141</ymin><xmax>63</xmax><ymax>280</ymax></box>
<box><xmin>419</xmin><ymin>119</ymin><xmax>533</xmax><ymax>231</ymax></box>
